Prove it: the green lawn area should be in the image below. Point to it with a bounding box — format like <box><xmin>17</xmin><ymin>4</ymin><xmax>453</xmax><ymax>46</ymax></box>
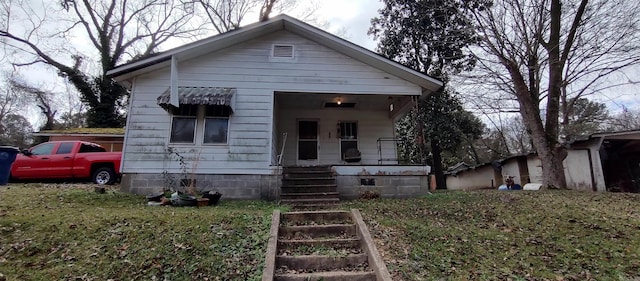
<box><xmin>2</xmin><ymin>185</ymin><xmax>639</xmax><ymax>280</ymax></box>
<box><xmin>0</xmin><ymin>183</ymin><xmax>282</xmax><ymax>280</ymax></box>
<box><xmin>344</xmin><ymin>190</ymin><xmax>640</xmax><ymax>281</ymax></box>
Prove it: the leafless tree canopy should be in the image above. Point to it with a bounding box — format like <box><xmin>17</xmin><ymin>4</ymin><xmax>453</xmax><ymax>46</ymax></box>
<box><xmin>465</xmin><ymin>0</ymin><xmax>640</xmax><ymax>189</ymax></box>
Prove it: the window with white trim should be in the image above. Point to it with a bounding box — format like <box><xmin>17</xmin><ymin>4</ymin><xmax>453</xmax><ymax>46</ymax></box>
<box><xmin>339</xmin><ymin>121</ymin><xmax>358</xmax><ymax>160</ymax></box>
<box><xmin>169</xmin><ymin>104</ymin><xmax>231</xmax><ymax>145</ymax></box>
<box><xmin>203</xmin><ymin>105</ymin><xmax>231</xmax><ymax>144</ymax></box>
<box><xmin>170</xmin><ymin>105</ymin><xmax>198</xmax><ymax>143</ymax></box>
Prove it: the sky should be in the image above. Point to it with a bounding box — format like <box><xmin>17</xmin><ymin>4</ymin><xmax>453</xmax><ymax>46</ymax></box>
<box><xmin>2</xmin><ymin>0</ymin><xmax>638</xmax><ymax>128</ymax></box>
<box><xmin>314</xmin><ymin>0</ymin><xmax>382</xmax><ymax>50</ymax></box>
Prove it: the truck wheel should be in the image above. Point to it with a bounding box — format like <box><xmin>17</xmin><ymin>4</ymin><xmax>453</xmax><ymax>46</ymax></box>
<box><xmin>93</xmin><ymin>167</ymin><xmax>115</xmax><ymax>185</ymax></box>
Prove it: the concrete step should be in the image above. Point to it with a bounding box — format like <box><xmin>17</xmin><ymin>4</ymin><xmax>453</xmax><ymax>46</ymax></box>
<box><xmin>278</xmin><ymin>238</ymin><xmax>361</xmax><ymax>251</ymax></box>
<box><xmin>276</xmin><ymin>254</ymin><xmax>368</xmax><ymax>271</ymax></box>
<box><xmin>274</xmin><ymin>270</ymin><xmax>376</xmax><ymax>281</ymax></box>
<box><xmin>290</xmin><ymin>204</ymin><xmax>342</xmax><ymax>211</ymax></box>
<box><xmin>279</xmin><ymin>224</ymin><xmax>357</xmax><ymax>240</ymax></box>
<box><xmin>281</xmin><ymin>198</ymin><xmax>340</xmax><ymax>207</ymax></box>
<box><xmin>281</xmin><ymin>210</ymin><xmax>352</xmax><ymax>225</ymax></box>
<box><xmin>281</xmin><ymin>192</ymin><xmax>340</xmax><ymax>200</ymax></box>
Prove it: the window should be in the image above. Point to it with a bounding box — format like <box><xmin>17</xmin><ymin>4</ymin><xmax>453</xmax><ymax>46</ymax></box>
<box><xmin>79</xmin><ymin>143</ymin><xmax>106</xmax><ymax>153</ymax></box>
<box><xmin>31</xmin><ymin>143</ymin><xmax>55</xmax><ymax>155</ymax></box>
<box><xmin>168</xmin><ymin>104</ymin><xmax>231</xmax><ymax>145</ymax></box>
<box><xmin>339</xmin><ymin>121</ymin><xmax>358</xmax><ymax>160</ymax></box>
<box><xmin>170</xmin><ymin>105</ymin><xmax>198</xmax><ymax>143</ymax></box>
<box><xmin>204</xmin><ymin>105</ymin><xmax>230</xmax><ymax>144</ymax></box>
<box><xmin>56</xmin><ymin>143</ymin><xmax>74</xmax><ymax>154</ymax></box>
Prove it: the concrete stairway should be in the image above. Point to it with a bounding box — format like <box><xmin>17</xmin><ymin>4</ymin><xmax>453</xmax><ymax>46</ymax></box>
<box><xmin>263</xmin><ymin>210</ymin><xmax>390</xmax><ymax>281</ymax></box>
<box><xmin>280</xmin><ymin>166</ymin><xmax>339</xmax><ymax>210</ymax></box>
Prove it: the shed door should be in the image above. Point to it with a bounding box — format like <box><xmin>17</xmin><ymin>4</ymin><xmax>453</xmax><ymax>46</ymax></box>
<box><xmin>297</xmin><ymin>120</ymin><xmax>319</xmax><ymax>165</ymax></box>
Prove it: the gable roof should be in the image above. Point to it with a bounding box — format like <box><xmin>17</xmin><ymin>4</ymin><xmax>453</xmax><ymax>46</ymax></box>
<box><xmin>106</xmin><ymin>14</ymin><xmax>443</xmax><ymax>92</ymax></box>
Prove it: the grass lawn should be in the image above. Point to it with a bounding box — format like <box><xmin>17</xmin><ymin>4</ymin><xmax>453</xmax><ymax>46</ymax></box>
<box><xmin>0</xmin><ymin>183</ymin><xmax>284</xmax><ymax>280</ymax></box>
<box><xmin>2</xmin><ymin>185</ymin><xmax>639</xmax><ymax>280</ymax></box>
<box><xmin>345</xmin><ymin>190</ymin><xmax>640</xmax><ymax>281</ymax></box>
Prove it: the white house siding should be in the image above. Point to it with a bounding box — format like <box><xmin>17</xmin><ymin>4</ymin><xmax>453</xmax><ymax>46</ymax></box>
<box><xmin>121</xmin><ymin>30</ymin><xmax>421</xmax><ymax>196</ymax></box>
<box><xmin>277</xmin><ymin>108</ymin><xmax>396</xmax><ymax>166</ymax></box>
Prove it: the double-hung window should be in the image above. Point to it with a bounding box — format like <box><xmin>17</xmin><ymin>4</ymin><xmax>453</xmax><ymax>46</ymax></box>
<box><xmin>204</xmin><ymin>105</ymin><xmax>230</xmax><ymax>144</ymax></box>
<box><xmin>170</xmin><ymin>105</ymin><xmax>198</xmax><ymax>143</ymax></box>
<box><xmin>169</xmin><ymin>104</ymin><xmax>230</xmax><ymax>144</ymax></box>
<box><xmin>339</xmin><ymin>121</ymin><xmax>358</xmax><ymax>160</ymax></box>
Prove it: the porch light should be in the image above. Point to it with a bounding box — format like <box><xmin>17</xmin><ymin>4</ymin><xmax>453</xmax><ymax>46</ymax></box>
<box><xmin>336</xmin><ymin>97</ymin><xmax>342</xmax><ymax>105</ymax></box>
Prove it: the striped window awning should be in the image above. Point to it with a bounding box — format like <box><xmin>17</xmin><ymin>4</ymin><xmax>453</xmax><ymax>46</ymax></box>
<box><xmin>157</xmin><ymin>87</ymin><xmax>235</xmax><ymax>109</ymax></box>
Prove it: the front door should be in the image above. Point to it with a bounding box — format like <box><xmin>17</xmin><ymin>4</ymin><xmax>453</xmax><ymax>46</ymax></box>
<box><xmin>297</xmin><ymin>120</ymin><xmax>319</xmax><ymax>165</ymax></box>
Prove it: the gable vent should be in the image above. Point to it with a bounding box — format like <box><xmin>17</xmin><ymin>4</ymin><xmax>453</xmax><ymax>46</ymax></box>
<box><xmin>272</xmin><ymin>44</ymin><xmax>294</xmax><ymax>58</ymax></box>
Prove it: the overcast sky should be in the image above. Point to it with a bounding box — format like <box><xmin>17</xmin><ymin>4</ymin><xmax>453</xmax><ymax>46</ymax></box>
<box><xmin>4</xmin><ymin>0</ymin><xmax>638</xmax><ymax>127</ymax></box>
<box><xmin>315</xmin><ymin>0</ymin><xmax>383</xmax><ymax>50</ymax></box>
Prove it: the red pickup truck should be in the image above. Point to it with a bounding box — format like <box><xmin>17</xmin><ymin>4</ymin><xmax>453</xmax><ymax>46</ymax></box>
<box><xmin>10</xmin><ymin>141</ymin><xmax>122</xmax><ymax>185</ymax></box>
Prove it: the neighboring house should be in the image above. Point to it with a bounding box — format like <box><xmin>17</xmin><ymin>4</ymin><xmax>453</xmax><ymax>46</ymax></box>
<box><xmin>107</xmin><ymin>15</ymin><xmax>442</xmax><ymax>199</ymax></box>
<box><xmin>446</xmin><ymin>130</ymin><xmax>640</xmax><ymax>192</ymax></box>
<box><xmin>33</xmin><ymin>128</ymin><xmax>125</xmax><ymax>152</ymax></box>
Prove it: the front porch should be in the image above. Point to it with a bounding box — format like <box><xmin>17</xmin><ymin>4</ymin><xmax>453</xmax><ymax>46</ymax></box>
<box><xmin>273</xmin><ymin>91</ymin><xmax>416</xmax><ymax>167</ymax></box>
<box><xmin>271</xmin><ymin>91</ymin><xmax>430</xmax><ymax>199</ymax></box>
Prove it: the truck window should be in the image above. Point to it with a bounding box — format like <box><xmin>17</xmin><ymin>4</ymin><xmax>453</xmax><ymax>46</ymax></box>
<box><xmin>31</xmin><ymin>143</ymin><xmax>56</xmax><ymax>155</ymax></box>
<box><xmin>56</xmin><ymin>143</ymin><xmax>74</xmax><ymax>154</ymax></box>
<box><xmin>79</xmin><ymin>143</ymin><xmax>106</xmax><ymax>153</ymax></box>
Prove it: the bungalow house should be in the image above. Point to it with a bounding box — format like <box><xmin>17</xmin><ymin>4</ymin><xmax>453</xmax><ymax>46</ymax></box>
<box><xmin>107</xmin><ymin>15</ymin><xmax>442</xmax><ymax>199</ymax></box>
<box><xmin>446</xmin><ymin>129</ymin><xmax>640</xmax><ymax>192</ymax></box>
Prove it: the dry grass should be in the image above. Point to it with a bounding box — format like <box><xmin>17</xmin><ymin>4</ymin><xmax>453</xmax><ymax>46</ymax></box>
<box><xmin>0</xmin><ymin>183</ymin><xmax>283</xmax><ymax>280</ymax></box>
<box><xmin>344</xmin><ymin>190</ymin><xmax>640</xmax><ymax>281</ymax></box>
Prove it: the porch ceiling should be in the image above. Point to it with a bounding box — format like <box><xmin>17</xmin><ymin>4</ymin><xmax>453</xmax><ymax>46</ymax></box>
<box><xmin>275</xmin><ymin>92</ymin><xmax>410</xmax><ymax>111</ymax></box>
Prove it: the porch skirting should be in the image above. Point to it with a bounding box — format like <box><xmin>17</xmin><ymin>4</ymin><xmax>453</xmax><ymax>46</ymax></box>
<box><xmin>336</xmin><ymin>175</ymin><xmax>429</xmax><ymax>199</ymax></box>
<box><xmin>333</xmin><ymin>165</ymin><xmax>430</xmax><ymax>199</ymax></box>
<box><xmin>121</xmin><ymin>165</ymin><xmax>430</xmax><ymax>200</ymax></box>
<box><xmin>120</xmin><ymin>173</ymin><xmax>281</xmax><ymax>200</ymax></box>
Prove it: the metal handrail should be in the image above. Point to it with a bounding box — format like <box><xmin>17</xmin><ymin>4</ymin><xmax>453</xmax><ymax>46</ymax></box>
<box><xmin>277</xmin><ymin>132</ymin><xmax>287</xmax><ymax>166</ymax></box>
<box><xmin>275</xmin><ymin>133</ymin><xmax>287</xmax><ymax>204</ymax></box>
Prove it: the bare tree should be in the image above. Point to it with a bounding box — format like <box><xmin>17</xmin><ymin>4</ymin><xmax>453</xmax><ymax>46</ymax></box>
<box><xmin>607</xmin><ymin>108</ymin><xmax>640</xmax><ymax>131</ymax></box>
<box><xmin>0</xmin><ymin>113</ymin><xmax>33</xmax><ymax>147</ymax></box>
<box><xmin>193</xmin><ymin>0</ymin><xmax>318</xmax><ymax>33</ymax></box>
<box><xmin>467</xmin><ymin>0</ymin><xmax>640</xmax><ymax>189</ymax></box>
<box><xmin>0</xmin><ymin>0</ymin><xmax>205</xmax><ymax>127</ymax></box>
<box><xmin>0</xmin><ymin>75</ymin><xmax>26</xmax><ymax>134</ymax></box>
<box><xmin>9</xmin><ymin>78</ymin><xmax>58</xmax><ymax>130</ymax></box>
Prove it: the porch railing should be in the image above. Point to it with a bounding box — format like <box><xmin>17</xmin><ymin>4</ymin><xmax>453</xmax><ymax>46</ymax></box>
<box><xmin>276</xmin><ymin>132</ymin><xmax>287</xmax><ymax>204</ymax></box>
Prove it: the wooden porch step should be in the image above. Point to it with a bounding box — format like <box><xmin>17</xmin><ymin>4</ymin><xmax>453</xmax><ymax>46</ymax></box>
<box><xmin>274</xmin><ymin>270</ymin><xmax>376</xmax><ymax>281</ymax></box>
<box><xmin>281</xmin><ymin>184</ymin><xmax>337</xmax><ymax>189</ymax></box>
<box><xmin>281</xmin><ymin>187</ymin><xmax>338</xmax><ymax>194</ymax></box>
<box><xmin>284</xmin><ymin>166</ymin><xmax>333</xmax><ymax>173</ymax></box>
<box><xmin>282</xmin><ymin>178</ymin><xmax>336</xmax><ymax>185</ymax></box>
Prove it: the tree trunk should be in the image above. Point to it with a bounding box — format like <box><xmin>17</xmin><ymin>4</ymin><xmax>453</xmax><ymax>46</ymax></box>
<box><xmin>505</xmin><ymin>60</ymin><xmax>568</xmax><ymax>189</ymax></box>
<box><xmin>529</xmin><ymin>128</ymin><xmax>568</xmax><ymax>189</ymax></box>
<box><xmin>431</xmin><ymin>139</ymin><xmax>447</xmax><ymax>189</ymax></box>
